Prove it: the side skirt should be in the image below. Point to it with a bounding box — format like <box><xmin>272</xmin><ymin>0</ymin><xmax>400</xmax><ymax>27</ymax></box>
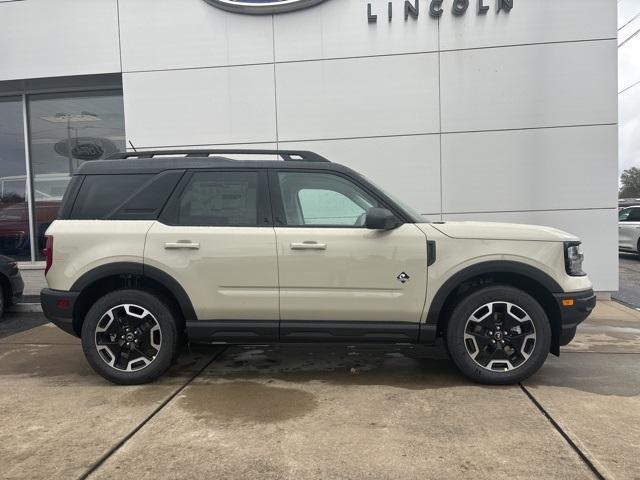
<box><xmin>186</xmin><ymin>320</ymin><xmax>436</xmax><ymax>344</ymax></box>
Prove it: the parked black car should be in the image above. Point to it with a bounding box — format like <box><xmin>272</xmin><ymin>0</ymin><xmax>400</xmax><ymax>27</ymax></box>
<box><xmin>0</xmin><ymin>255</ymin><xmax>24</xmax><ymax>317</ymax></box>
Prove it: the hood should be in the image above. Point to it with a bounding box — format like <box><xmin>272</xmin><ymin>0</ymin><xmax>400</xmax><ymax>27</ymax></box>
<box><xmin>424</xmin><ymin>221</ymin><xmax>579</xmax><ymax>242</ymax></box>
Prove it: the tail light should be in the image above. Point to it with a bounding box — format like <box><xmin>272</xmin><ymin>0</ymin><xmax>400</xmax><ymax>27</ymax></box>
<box><xmin>43</xmin><ymin>235</ymin><xmax>53</xmax><ymax>275</ymax></box>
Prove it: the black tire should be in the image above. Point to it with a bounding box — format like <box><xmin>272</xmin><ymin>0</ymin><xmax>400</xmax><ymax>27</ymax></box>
<box><xmin>445</xmin><ymin>285</ymin><xmax>551</xmax><ymax>385</ymax></box>
<box><xmin>0</xmin><ymin>287</ymin><xmax>4</xmax><ymax>319</ymax></box>
<box><xmin>81</xmin><ymin>289</ymin><xmax>178</xmax><ymax>385</ymax></box>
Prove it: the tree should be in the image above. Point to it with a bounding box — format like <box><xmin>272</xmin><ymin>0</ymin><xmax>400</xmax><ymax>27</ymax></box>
<box><xmin>620</xmin><ymin>167</ymin><xmax>640</xmax><ymax>198</ymax></box>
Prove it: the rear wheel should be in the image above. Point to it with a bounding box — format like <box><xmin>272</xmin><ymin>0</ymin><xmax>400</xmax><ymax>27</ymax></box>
<box><xmin>81</xmin><ymin>289</ymin><xmax>178</xmax><ymax>384</ymax></box>
<box><xmin>446</xmin><ymin>285</ymin><xmax>551</xmax><ymax>385</ymax></box>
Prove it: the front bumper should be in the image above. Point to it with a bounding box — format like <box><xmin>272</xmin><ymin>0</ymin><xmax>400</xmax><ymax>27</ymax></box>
<box><xmin>553</xmin><ymin>288</ymin><xmax>596</xmax><ymax>346</ymax></box>
<box><xmin>41</xmin><ymin>288</ymin><xmax>79</xmax><ymax>337</ymax></box>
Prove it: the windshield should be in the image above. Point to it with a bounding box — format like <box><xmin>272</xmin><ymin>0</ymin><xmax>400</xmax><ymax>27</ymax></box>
<box><xmin>357</xmin><ymin>174</ymin><xmax>425</xmax><ymax>222</ymax></box>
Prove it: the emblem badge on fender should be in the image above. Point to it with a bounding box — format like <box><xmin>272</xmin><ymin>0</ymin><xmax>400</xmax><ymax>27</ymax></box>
<box><xmin>202</xmin><ymin>0</ymin><xmax>328</xmax><ymax>15</ymax></box>
<box><xmin>397</xmin><ymin>272</ymin><xmax>410</xmax><ymax>284</ymax></box>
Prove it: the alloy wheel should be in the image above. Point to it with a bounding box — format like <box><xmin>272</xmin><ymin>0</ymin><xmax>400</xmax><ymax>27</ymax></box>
<box><xmin>463</xmin><ymin>301</ymin><xmax>536</xmax><ymax>372</ymax></box>
<box><xmin>94</xmin><ymin>304</ymin><xmax>162</xmax><ymax>372</ymax></box>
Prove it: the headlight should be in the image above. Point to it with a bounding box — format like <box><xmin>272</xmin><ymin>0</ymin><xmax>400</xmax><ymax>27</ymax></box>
<box><xmin>564</xmin><ymin>241</ymin><xmax>585</xmax><ymax>276</ymax></box>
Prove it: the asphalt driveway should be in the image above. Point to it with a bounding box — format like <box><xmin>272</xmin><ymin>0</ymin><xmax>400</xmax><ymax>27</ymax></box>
<box><xmin>614</xmin><ymin>252</ymin><xmax>640</xmax><ymax>309</ymax></box>
<box><xmin>0</xmin><ymin>301</ymin><xmax>639</xmax><ymax>479</ymax></box>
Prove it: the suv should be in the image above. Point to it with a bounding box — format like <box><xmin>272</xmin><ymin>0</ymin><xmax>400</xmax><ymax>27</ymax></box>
<box><xmin>618</xmin><ymin>205</ymin><xmax>640</xmax><ymax>257</ymax></box>
<box><xmin>41</xmin><ymin>150</ymin><xmax>595</xmax><ymax>385</ymax></box>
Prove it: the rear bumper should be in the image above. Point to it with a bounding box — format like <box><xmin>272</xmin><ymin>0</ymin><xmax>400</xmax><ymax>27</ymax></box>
<box><xmin>554</xmin><ymin>288</ymin><xmax>596</xmax><ymax>346</ymax></box>
<box><xmin>41</xmin><ymin>288</ymin><xmax>79</xmax><ymax>337</ymax></box>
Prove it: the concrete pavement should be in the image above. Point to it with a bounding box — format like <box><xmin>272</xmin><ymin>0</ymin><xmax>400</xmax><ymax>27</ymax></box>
<box><xmin>0</xmin><ymin>302</ymin><xmax>638</xmax><ymax>479</ymax></box>
<box><xmin>522</xmin><ymin>301</ymin><xmax>640</xmax><ymax>480</ymax></box>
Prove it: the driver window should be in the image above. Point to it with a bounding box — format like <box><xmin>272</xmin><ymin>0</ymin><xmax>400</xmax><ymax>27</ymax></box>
<box><xmin>618</xmin><ymin>208</ymin><xmax>631</xmax><ymax>222</ymax></box>
<box><xmin>619</xmin><ymin>209</ymin><xmax>631</xmax><ymax>222</ymax></box>
<box><xmin>277</xmin><ymin>171</ymin><xmax>379</xmax><ymax>227</ymax></box>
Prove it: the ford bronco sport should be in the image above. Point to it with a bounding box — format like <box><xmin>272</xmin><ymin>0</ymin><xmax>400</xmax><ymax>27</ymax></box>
<box><xmin>41</xmin><ymin>149</ymin><xmax>595</xmax><ymax>385</ymax></box>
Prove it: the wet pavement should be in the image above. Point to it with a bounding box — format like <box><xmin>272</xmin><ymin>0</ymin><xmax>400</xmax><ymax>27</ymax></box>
<box><xmin>0</xmin><ymin>302</ymin><xmax>639</xmax><ymax>479</ymax></box>
<box><xmin>614</xmin><ymin>253</ymin><xmax>640</xmax><ymax>309</ymax></box>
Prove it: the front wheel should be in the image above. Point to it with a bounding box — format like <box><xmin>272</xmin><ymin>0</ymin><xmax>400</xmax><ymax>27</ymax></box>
<box><xmin>81</xmin><ymin>289</ymin><xmax>178</xmax><ymax>385</ymax></box>
<box><xmin>446</xmin><ymin>285</ymin><xmax>551</xmax><ymax>385</ymax></box>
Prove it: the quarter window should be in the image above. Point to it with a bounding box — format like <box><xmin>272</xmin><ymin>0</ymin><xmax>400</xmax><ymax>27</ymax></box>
<box><xmin>71</xmin><ymin>174</ymin><xmax>152</xmax><ymax>219</ymax></box>
<box><xmin>277</xmin><ymin>171</ymin><xmax>379</xmax><ymax>227</ymax></box>
<box><xmin>178</xmin><ymin>171</ymin><xmax>258</xmax><ymax>226</ymax></box>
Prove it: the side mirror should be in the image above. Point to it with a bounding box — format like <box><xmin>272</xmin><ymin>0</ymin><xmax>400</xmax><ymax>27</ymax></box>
<box><xmin>365</xmin><ymin>207</ymin><xmax>400</xmax><ymax>230</ymax></box>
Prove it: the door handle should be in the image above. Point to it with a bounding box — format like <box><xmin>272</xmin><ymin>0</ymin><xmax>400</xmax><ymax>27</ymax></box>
<box><xmin>290</xmin><ymin>241</ymin><xmax>327</xmax><ymax>250</ymax></box>
<box><xmin>164</xmin><ymin>241</ymin><xmax>200</xmax><ymax>250</ymax></box>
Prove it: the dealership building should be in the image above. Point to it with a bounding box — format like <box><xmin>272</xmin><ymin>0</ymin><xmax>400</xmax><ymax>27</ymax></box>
<box><xmin>0</xmin><ymin>0</ymin><xmax>618</xmax><ymax>291</ymax></box>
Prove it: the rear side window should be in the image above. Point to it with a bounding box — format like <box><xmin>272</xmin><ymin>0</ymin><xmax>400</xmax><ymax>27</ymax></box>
<box><xmin>178</xmin><ymin>171</ymin><xmax>258</xmax><ymax>226</ymax></box>
<box><xmin>70</xmin><ymin>174</ymin><xmax>152</xmax><ymax>219</ymax></box>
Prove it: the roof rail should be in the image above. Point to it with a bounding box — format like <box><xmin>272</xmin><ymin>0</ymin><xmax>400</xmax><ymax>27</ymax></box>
<box><xmin>107</xmin><ymin>149</ymin><xmax>330</xmax><ymax>162</ymax></box>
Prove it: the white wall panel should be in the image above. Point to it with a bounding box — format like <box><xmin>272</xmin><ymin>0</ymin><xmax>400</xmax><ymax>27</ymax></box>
<box><xmin>123</xmin><ymin>65</ymin><xmax>276</xmax><ymax>148</ymax></box>
<box><xmin>439</xmin><ymin>0</ymin><xmax>616</xmax><ymax>51</ymax></box>
<box><xmin>442</xmin><ymin>209</ymin><xmax>619</xmax><ymax>292</ymax></box>
<box><xmin>119</xmin><ymin>0</ymin><xmax>273</xmax><ymax>72</ymax></box>
<box><xmin>441</xmin><ymin>125</ymin><xmax>618</xmax><ymax>213</ymax></box>
<box><xmin>440</xmin><ymin>40</ymin><xmax>617</xmax><ymax>132</ymax></box>
<box><xmin>0</xmin><ymin>0</ymin><xmax>120</xmax><ymax>81</ymax></box>
<box><xmin>281</xmin><ymin>134</ymin><xmax>441</xmax><ymax>214</ymax></box>
<box><xmin>276</xmin><ymin>53</ymin><xmax>439</xmax><ymax>141</ymax></box>
<box><xmin>274</xmin><ymin>0</ymin><xmax>438</xmax><ymax>62</ymax></box>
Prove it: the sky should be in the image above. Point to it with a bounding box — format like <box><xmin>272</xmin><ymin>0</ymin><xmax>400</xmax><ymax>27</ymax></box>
<box><xmin>619</xmin><ymin>0</ymin><xmax>640</xmax><ymax>177</ymax></box>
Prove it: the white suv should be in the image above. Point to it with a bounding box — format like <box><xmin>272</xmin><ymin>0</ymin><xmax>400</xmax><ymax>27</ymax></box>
<box><xmin>41</xmin><ymin>150</ymin><xmax>595</xmax><ymax>385</ymax></box>
<box><xmin>619</xmin><ymin>206</ymin><xmax>640</xmax><ymax>256</ymax></box>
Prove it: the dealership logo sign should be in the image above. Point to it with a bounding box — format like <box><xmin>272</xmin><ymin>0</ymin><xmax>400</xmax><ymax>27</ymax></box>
<box><xmin>203</xmin><ymin>0</ymin><xmax>512</xmax><ymax>17</ymax></box>
<box><xmin>202</xmin><ymin>0</ymin><xmax>328</xmax><ymax>14</ymax></box>
<box><xmin>368</xmin><ymin>0</ymin><xmax>512</xmax><ymax>22</ymax></box>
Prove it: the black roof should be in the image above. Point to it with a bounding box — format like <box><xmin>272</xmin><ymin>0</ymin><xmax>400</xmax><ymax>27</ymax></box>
<box><xmin>76</xmin><ymin>149</ymin><xmax>354</xmax><ymax>176</ymax></box>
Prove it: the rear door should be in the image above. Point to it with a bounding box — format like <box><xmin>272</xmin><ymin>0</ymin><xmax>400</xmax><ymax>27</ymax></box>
<box><xmin>144</xmin><ymin>169</ymin><xmax>279</xmax><ymax>339</ymax></box>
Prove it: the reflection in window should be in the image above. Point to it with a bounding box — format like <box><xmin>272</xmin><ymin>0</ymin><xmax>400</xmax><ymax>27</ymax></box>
<box><xmin>619</xmin><ymin>209</ymin><xmax>630</xmax><ymax>221</ymax></box>
<box><xmin>28</xmin><ymin>91</ymin><xmax>125</xmax><ymax>258</ymax></box>
<box><xmin>178</xmin><ymin>171</ymin><xmax>259</xmax><ymax>226</ymax></box>
<box><xmin>298</xmin><ymin>189</ymin><xmax>367</xmax><ymax>225</ymax></box>
<box><xmin>278</xmin><ymin>172</ymin><xmax>378</xmax><ymax>227</ymax></box>
<box><xmin>0</xmin><ymin>97</ymin><xmax>29</xmax><ymax>261</ymax></box>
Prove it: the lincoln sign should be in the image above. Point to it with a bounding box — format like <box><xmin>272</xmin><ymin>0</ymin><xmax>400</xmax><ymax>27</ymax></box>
<box><xmin>202</xmin><ymin>0</ymin><xmax>513</xmax><ymax>16</ymax></box>
<box><xmin>368</xmin><ymin>0</ymin><xmax>513</xmax><ymax>22</ymax></box>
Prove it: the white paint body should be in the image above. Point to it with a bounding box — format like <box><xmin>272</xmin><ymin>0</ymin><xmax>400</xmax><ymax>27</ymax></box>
<box><xmin>618</xmin><ymin>207</ymin><xmax>640</xmax><ymax>254</ymax></box>
<box><xmin>45</xmin><ymin>219</ymin><xmax>592</xmax><ymax>323</ymax></box>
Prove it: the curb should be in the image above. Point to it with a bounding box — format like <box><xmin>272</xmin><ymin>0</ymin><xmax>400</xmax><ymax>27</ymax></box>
<box><xmin>612</xmin><ymin>297</ymin><xmax>640</xmax><ymax>312</ymax></box>
<box><xmin>7</xmin><ymin>303</ymin><xmax>43</xmax><ymax>313</ymax></box>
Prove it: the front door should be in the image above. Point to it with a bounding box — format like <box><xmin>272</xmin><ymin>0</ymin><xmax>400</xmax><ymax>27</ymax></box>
<box><xmin>144</xmin><ymin>169</ymin><xmax>279</xmax><ymax>341</ymax></box>
<box><xmin>271</xmin><ymin>170</ymin><xmax>428</xmax><ymax>342</ymax></box>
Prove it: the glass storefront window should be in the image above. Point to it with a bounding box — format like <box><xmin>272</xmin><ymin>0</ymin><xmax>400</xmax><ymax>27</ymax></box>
<box><xmin>28</xmin><ymin>90</ymin><xmax>125</xmax><ymax>259</ymax></box>
<box><xmin>0</xmin><ymin>97</ymin><xmax>30</xmax><ymax>261</ymax></box>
